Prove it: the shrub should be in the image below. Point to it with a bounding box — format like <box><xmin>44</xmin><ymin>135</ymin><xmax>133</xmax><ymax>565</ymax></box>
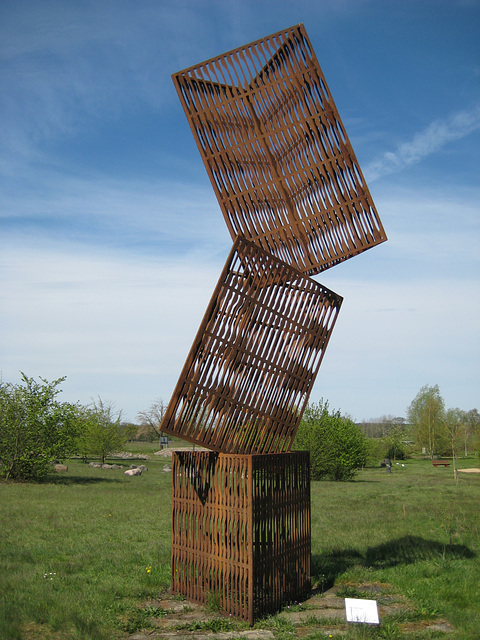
<box><xmin>0</xmin><ymin>374</ymin><xmax>78</xmax><ymax>481</ymax></box>
<box><xmin>385</xmin><ymin>442</ymin><xmax>406</xmax><ymax>460</ymax></box>
<box><xmin>293</xmin><ymin>401</ymin><xmax>368</xmax><ymax>481</ymax></box>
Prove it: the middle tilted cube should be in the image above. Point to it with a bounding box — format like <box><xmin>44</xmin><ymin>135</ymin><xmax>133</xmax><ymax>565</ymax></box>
<box><xmin>160</xmin><ymin>236</ymin><xmax>342</xmax><ymax>454</ymax></box>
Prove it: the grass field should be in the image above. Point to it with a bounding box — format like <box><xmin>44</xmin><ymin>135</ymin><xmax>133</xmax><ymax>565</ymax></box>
<box><xmin>1</xmin><ymin>449</ymin><xmax>479</xmax><ymax>639</ymax></box>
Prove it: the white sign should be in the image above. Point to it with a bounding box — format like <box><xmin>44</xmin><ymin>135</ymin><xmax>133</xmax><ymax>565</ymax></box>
<box><xmin>345</xmin><ymin>598</ymin><xmax>380</xmax><ymax>625</ymax></box>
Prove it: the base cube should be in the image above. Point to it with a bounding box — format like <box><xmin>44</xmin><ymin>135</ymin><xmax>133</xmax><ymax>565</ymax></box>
<box><xmin>171</xmin><ymin>450</ymin><xmax>311</xmax><ymax>624</ymax></box>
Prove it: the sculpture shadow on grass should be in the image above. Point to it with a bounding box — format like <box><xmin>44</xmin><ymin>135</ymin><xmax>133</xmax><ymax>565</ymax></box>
<box><xmin>39</xmin><ymin>474</ymin><xmax>123</xmax><ymax>485</ymax></box>
<box><xmin>312</xmin><ymin>535</ymin><xmax>476</xmax><ymax>591</ymax></box>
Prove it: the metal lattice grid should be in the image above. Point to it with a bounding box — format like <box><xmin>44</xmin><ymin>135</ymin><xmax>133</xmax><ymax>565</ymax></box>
<box><xmin>160</xmin><ymin>236</ymin><xmax>342</xmax><ymax>455</ymax></box>
<box><xmin>172</xmin><ymin>23</ymin><xmax>386</xmax><ymax>276</ymax></box>
<box><xmin>171</xmin><ymin>450</ymin><xmax>311</xmax><ymax>625</ymax></box>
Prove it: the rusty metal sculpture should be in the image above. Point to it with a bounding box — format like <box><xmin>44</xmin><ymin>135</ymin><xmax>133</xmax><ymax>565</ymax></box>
<box><xmin>163</xmin><ymin>23</ymin><xmax>386</xmax><ymax>623</ymax></box>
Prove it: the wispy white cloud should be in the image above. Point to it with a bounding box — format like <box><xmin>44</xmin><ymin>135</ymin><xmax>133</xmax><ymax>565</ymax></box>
<box><xmin>0</xmin><ymin>1</ymin><xmax>225</xmax><ymax>165</ymax></box>
<box><xmin>2</xmin><ymin>209</ymin><xmax>479</xmax><ymax>422</ymax></box>
<box><xmin>310</xmin><ymin>275</ymin><xmax>480</xmax><ymax>420</ymax></box>
<box><xmin>365</xmin><ymin>104</ymin><xmax>480</xmax><ymax>181</ymax></box>
<box><xmin>1</xmin><ymin>168</ymin><xmax>228</xmax><ymax>259</ymax></box>
<box><xmin>0</xmin><ymin>0</ymin><xmax>376</xmax><ymax>168</ymax></box>
<box><xmin>0</xmin><ymin>240</ymin><xmax>221</xmax><ymax>413</ymax></box>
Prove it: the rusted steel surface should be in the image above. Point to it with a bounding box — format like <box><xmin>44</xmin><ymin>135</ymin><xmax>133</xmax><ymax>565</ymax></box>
<box><xmin>166</xmin><ymin>24</ymin><xmax>387</xmax><ymax>622</ymax></box>
<box><xmin>161</xmin><ymin>236</ymin><xmax>342</xmax><ymax>455</ymax></box>
<box><xmin>171</xmin><ymin>450</ymin><xmax>311</xmax><ymax>624</ymax></box>
<box><xmin>172</xmin><ymin>23</ymin><xmax>386</xmax><ymax>276</ymax></box>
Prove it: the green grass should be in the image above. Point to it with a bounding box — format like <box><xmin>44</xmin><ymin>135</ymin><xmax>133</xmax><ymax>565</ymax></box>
<box><xmin>309</xmin><ymin>459</ymin><xmax>480</xmax><ymax>639</ymax></box>
<box><xmin>0</xmin><ymin>454</ymin><xmax>172</xmax><ymax>639</ymax></box>
<box><xmin>1</xmin><ymin>453</ymin><xmax>479</xmax><ymax>639</ymax></box>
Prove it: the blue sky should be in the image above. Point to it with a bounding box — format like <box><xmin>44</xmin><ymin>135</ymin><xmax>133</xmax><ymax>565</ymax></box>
<box><xmin>1</xmin><ymin>0</ymin><xmax>479</xmax><ymax>423</ymax></box>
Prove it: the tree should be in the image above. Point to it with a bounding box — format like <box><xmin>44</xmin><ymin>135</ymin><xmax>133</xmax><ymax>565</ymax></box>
<box><xmin>444</xmin><ymin>408</ymin><xmax>466</xmax><ymax>480</ymax></box>
<box><xmin>0</xmin><ymin>373</ymin><xmax>78</xmax><ymax>481</ymax></box>
<box><xmin>76</xmin><ymin>398</ymin><xmax>125</xmax><ymax>464</ymax></box>
<box><xmin>293</xmin><ymin>401</ymin><xmax>368</xmax><ymax>481</ymax></box>
<box><xmin>359</xmin><ymin>415</ymin><xmax>406</xmax><ymax>440</ymax></box>
<box><xmin>407</xmin><ymin>385</ymin><xmax>446</xmax><ymax>458</ymax></box>
<box><xmin>383</xmin><ymin>420</ymin><xmax>408</xmax><ymax>461</ymax></box>
<box><xmin>463</xmin><ymin>409</ymin><xmax>479</xmax><ymax>456</ymax></box>
<box><xmin>137</xmin><ymin>399</ymin><xmax>167</xmax><ymax>444</ymax></box>
<box><xmin>120</xmin><ymin>422</ymin><xmax>138</xmax><ymax>442</ymax></box>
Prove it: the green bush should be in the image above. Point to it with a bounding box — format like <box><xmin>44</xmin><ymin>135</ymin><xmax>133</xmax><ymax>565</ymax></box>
<box><xmin>385</xmin><ymin>442</ymin><xmax>406</xmax><ymax>460</ymax></box>
<box><xmin>293</xmin><ymin>401</ymin><xmax>368</xmax><ymax>481</ymax></box>
<box><xmin>0</xmin><ymin>374</ymin><xmax>78</xmax><ymax>481</ymax></box>
<box><xmin>366</xmin><ymin>437</ymin><xmax>385</xmax><ymax>464</ymax></box>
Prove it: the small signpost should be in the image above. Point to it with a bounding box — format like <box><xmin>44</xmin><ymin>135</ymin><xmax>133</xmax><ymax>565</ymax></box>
<box><xmin>345</xmin><ymin>598</ymin><xmax>380</xmax><ymax>625</ymax></box>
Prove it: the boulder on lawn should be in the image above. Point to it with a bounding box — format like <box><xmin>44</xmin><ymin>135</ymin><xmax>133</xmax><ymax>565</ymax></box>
<box><xmin>129</xmin><ymin>464</ymin><xmax>148</xmax><ymax>472</ymax></box>
<box><xmin>124</xmin><ymin>468</ymin><xmax>142</xmax><ymax>476</ymax></box>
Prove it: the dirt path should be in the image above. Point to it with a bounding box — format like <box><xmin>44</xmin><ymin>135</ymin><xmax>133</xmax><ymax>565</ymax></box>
<box><xmin>128</xmin><ymin>583</ymin><xmax>454</xmax><ymax>639</ymax></box>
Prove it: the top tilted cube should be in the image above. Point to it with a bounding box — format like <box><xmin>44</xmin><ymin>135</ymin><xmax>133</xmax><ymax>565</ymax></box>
<box><xmin>172</xmin><ymin>24</ymin><xmax>386</xmax><ymax>276</ymax></box>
